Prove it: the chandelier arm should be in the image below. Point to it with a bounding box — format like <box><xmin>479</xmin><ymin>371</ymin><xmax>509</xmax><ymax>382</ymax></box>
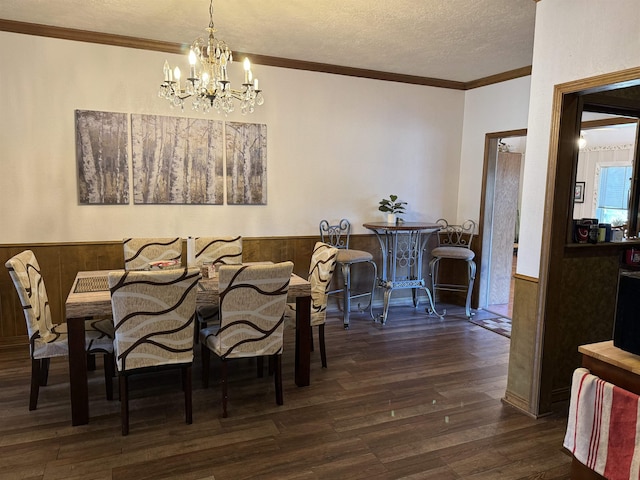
<box><xmin>157</xmin><ymin>0</ymin><xmax>263</xmax><ymax>115</ymax></box>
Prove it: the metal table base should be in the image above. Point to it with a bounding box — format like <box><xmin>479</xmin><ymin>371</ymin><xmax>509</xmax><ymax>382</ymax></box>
<box><xmin>363</xmin><ymin>222</ymin><xmax>443</xmax><ymax>324</ymax></box>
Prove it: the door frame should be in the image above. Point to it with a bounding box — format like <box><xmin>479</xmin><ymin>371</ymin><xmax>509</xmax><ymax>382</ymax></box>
<box><xmin>477</xmin><ymin>129</ymin><xmax>527</xmax><ymax>311</ymax></box>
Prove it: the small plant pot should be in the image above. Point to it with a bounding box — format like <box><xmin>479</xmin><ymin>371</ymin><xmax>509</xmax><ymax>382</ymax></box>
<box><xmin>386</xmin><ymin>213</ymin><xmax>396</xmax><ymax>224</ymax></box>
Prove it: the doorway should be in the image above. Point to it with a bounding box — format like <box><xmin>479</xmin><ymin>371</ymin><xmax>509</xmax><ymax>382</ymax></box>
<box><xmin>478</xmin><ymin>130</ymin><xmax>527</xmax><ymax>319</ymax></box>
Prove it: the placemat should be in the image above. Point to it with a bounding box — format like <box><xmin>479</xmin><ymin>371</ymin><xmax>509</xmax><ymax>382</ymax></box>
<box><xmin>74</xmin><ymin>276</ymin><xmax>109</xmax><ymax>293</ymax></box>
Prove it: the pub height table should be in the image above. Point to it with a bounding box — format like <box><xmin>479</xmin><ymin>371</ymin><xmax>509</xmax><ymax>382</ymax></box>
<box><xmin>363</xmin><ymin>221</ymin><xmax>443</xmax><ymax>324</ymax></box>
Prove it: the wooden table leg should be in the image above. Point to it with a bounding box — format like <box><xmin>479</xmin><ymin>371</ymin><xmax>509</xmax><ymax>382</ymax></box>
<box><xmin>295</xmin><ymin>295</ymin><xmax>311</xmax><ymax>387</ymax></box>
<box><xmin>67</xmin><ymin>316</ymin><xmax>89</xmax><ymax>425</ymax></box>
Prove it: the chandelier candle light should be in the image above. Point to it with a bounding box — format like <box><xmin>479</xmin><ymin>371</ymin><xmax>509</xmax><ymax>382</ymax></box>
<box><xmin>158</xmin><ymin>0</ymin><xmax>263</xmax><ymax>115</ymax></box>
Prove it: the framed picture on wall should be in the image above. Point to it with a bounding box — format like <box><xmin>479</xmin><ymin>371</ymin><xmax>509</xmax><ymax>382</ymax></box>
<box><xmin>575</xmin><ymin>181</ymin><xmax>585</xmax><ymax>203</ymax></box>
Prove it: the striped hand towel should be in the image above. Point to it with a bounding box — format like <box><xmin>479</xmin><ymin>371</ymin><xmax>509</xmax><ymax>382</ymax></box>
<box><xmin>564</xmin><ymin>367</ymin><xmax>640</xmax><ymax>479</ymax></box>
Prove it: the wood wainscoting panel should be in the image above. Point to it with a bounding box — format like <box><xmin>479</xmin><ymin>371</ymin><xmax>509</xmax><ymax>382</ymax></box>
<box><xmin>0</xmin><ymin>242</ymin><xmax>125</xmax><ymax>346</ymax></box>
<box><xmin>0</xmin><ymin>235</ymin><xmax>384</xmax><ymax>347</ymax></box>
<box><xmin>1</xmin><ymin>233</ymin><xmax>472</xmax><ymax>347</ymax></box>
<box><xmin>504</xmin><ymin>274</ymin><xmax>539</xmax><ymax>416</ymax></box>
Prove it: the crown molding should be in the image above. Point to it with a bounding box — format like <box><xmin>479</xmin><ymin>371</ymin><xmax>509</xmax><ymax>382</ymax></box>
<box><xmin>465</xmin><ymin>66</ymin><xmax>533</xmax><ymax>89</ymax></box>
<box><xmin>0</xmin><ymin>18</ymin><xmax>531</xmax><ymax>91</ymax></box>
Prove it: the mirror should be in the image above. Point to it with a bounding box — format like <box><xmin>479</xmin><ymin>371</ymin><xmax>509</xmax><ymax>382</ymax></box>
<box><xmin>571</xmin><ymin>85</ymin><xmax>640</xmax><ymax>240</ymax></box>
<box><xmin>573</xmin><ymin>115</ymin><xmax>638</xmax><ymax>231</ymax></box>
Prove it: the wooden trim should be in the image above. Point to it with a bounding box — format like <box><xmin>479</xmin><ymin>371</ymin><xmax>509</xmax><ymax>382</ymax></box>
<box><xmin>0</xmin><ymin>18</ymin><xmax>529</xmax><ymax>91</ymax></box>
<box><xmin>582</xmin><ymin>117</ymin><xmax>639</xmax><ymax>129</ymax></box>
<box><xmin>535</xmin><ymin>66</ymin><xmax>640</xmax><ymax>416</ymax></box>
<box><xmin>486</xmin><ymin>128</ymin><xmax>529</xmax><ymax>139</ymax></box>
<box><xmin>477</xmin><ymin>128</ymin><xmax>527</xmax><ymax>308</ymax></box>
<box><xmin>513</xmin><ymin>273</ymin><xmax>538</xmax><ymax>283</ymax></box>
<box><xmin>0</xmin><ymin>19</ymin><xmax>182</xmax><ymax>54</ymax></box>
<box><xmin>464</xmin><ymin>66</ymin><xmax>532</xmax><ymax>90</ymax></box>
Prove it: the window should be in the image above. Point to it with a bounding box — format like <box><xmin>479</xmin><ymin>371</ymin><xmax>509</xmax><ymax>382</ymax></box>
<box><xmin>596</xmin><ymin>165</ymin><xmax>632</xmax><ymax>225</ymax></box>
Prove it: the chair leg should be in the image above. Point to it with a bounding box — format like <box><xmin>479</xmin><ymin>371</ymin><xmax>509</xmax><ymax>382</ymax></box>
<box><xmin>221</xmin><ymin>359</ymin><xmax>229</xmax><ymax>418</ymax></box>
<box><xmin>341</xmin><ymin>262</ymin><xmax>352</xmax><ymax>329</ymax></box>
<box><xmin>429</xmin><ymin>257</ymin><xmax>440</xmax><ymax>310</ymax></box>
<box><xmin>29</xmin><ymin>359</ymin><xmax>41</xmax><ymax>411</ymax></box>
<box><xmin>274</xmin><ymin>354</ymin><xmax>283</xmax><ymax>406</ymax></box>
<box><xmin>87</xmin><ymin>353</ymin><xmax>96</xmax><ymax>371</ymax></box>
<box><xmin>366</xmin><ymin>259</ymin><xmax>378</xmax><ymax>320</ymax></box>
<box><xmin>257</xmin><ymin>356</ymin><xmax>264</xmax><ymax>378</ymax></box>
<box><xmin>39</xmin><ymin>357</ymin><xmax>50</xmax><ymax>386</ymax></box>
<box><xmin>104</xmin><ymin>353</ymin><xmax>114</xmax><ymax>401</ymax></box>
<box><xmin>201</xmin><ymin>344</ymin><xmax>211</xmax><ymax>388</ymax></box>
<box><xmin>268</xmin><ymin>356</ymin><xmax>275</xmax><ymax>376</ymax></box>
<box><xmin>319</xmin><ymin>325</ymin><xmax>327</xmax><ymax>368</ymax></box>
<box><xmin>310</xmin><ymin>327</ymin><xmax>314</xmax><ymax>352</ymax></box>
<box><xmin>184</xmin><ymin>365</ymin><xmax>193</xmax><ymax>425</ymax></box>
<box><xmin>120</xmin><ymin>374</ymin><xmax>129</xmax><ymax>436</ymax></box>
<box><xmin>465</xmin><ymin>260</ymin><xmax>477</xmax><ymax>319</ymax></box>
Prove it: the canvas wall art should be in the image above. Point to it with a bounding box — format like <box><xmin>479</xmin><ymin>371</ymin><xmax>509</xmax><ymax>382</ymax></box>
<box><xmin>131</xmin><ymin>114</ymin><xmax>224</xmax><ymax>204</ymax></box>
<box><xmin>75</xmin><ymin>110</ymin><xmax>129</xmax><ymax>204</ymax></box>
<box><xmin>226</xmin><ymin>122</ymin><xmax>267</xmax><ymax>205</ymax></box>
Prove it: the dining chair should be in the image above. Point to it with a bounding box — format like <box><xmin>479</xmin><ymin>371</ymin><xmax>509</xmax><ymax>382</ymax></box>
<box><xmin>108</xmin><ymin>267</ymin><xmax>200</xmax><ymax>435</ymax></box>
<box><xmin>284</xmin><ymin>242</ymin><xmax>338</xmax><ymax>368</ymax></box>
<box><xmin>122</xmin><ymin>237</ymin><xmax>182</xmax><ymax>271</ymax></box>
<box><xmin>192</xmin><ymin>236</ymin><xmax>243</xmax><ymax>334</ymax></box>
<box><xmin>200</xmin><ymin>262</ymin><xmax>294</xmax><ymax>418</ymax></box>
<box><xmin>319</xmin><ymin>219</ymin><xmax>377</xmax><ymax>328</ymax></box>
<box><xmin>428</xmin><ymin>219</ymin><xmax>477</xmax><ymax>319</ymax></box>
<box><xmin>5</xmin><ymin>250</ymin><xmax>115</xmax><ymax>410</ymax></box>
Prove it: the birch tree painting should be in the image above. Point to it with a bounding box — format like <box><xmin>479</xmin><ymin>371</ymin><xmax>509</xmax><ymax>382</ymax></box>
<box><xmin>131</xmin><ymin>114</ymin><xmax>223</xmax><ymax>204</ymax></box>
<box><xmin>75</xmin><ymin>110</ymin><xmax>129</xmax><ymax>204</ymax></box>
<box><xmin>226</xmin><ymin>122</ymin><xmax>267</xmax><ymax>205</ymax></box>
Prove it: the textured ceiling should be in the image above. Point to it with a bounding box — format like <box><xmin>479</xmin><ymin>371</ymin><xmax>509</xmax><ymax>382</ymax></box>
<box><xmin>0</xmin><ymin>0</ymin><xmax>537</xmax><ymax>83</ymax></box>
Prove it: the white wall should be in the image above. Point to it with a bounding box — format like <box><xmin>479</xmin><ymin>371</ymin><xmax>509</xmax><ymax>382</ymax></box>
<box><xmin>0</xmin><ymin>31</ymin><xmax>466</xmax><ymax>243</ymax></box>
<box><xmin>458</xmin><ymin>76</ymin><xmax>531</xmax><ymax>225</ymax></box>
<box><xmin>517</xmin><ymin>0</ymin><xmax>640</xmax><ymax>277</ymax></box>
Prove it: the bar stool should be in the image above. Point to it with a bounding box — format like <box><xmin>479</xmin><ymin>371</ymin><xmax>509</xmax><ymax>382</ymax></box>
<box><xmin>428</xmin><ymin>219</ymin><xmax>477</xmax><ymax>319</ymax></box>
<box><xmin>319</xmin><ymin>219</ymin><xmax>377</xmax><ymax>328</ymax></box>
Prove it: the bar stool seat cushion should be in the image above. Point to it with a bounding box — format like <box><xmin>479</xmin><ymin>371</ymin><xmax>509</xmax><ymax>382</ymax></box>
<box><xmin>431</xmin><ymin>246</ymin><xmax>475</xmax><ymax>261</ymax></box>
<box><xmin>335</xmin><ymin>249</ymin><xmax>373</xmax><ymax>264</ymax></box>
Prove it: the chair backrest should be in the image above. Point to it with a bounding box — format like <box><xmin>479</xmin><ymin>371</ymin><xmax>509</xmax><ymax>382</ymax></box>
<box><xmin>319</xmin><ymin>219</ymin><xmax>351</xmax><ymax>249</ymax></box>
<box><xmin>308</xmin><ymin>242</ymin><xmax>339</xmax><ymax>326</ymax></box>
<box><xmin>216</xmin><ymin>262</ymin><xmax>294</xmax><ymax>359</ymax></box>
<box><xmin>108</xmin><ymin>267</ymin><xmax>200</xmax><ymax>372</ymax></box>
<box><xmin>5</xmin><ymin>250</ymin><xmax>56</xmax><ymax>351</ymax></box>
<box><xmin>194</xmin><ymin>236</ymin><xmax>242</xmax><ymax>266</ymax></box>
<box><xmin>435</xmin><ymin>219</ymin><xmax>476</xmax><ymax>249</ymax></box>
<box><xmin>123</xmin><ymin>237</ymin><xmax>182</xmax><ymax>271</ymax></box>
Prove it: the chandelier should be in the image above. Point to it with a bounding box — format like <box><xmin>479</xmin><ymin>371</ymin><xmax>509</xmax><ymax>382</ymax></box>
<box><xmin>158</xmin><ymin>0</ymin><xmax>263</xmax><ymax>115</ymax></box>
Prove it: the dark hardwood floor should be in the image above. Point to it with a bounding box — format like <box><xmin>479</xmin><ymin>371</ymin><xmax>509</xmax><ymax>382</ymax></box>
<box><xmin>0</xmin><ymin>304</ymin><xmax>572</xmax><ymax>479</ymax></box>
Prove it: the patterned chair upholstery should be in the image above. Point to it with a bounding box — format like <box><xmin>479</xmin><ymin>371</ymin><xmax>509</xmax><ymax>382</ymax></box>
<box><xmin>200</xmin><ymin>262</ymin><xmax>294</xmax><ymax>418</ymax></box>
<box><xmin>428</xmin><ymin>219</ymin><xmax>477</xmax><ymax>319</ymax></box>
<box><xmin>285</xmin><ymin>242</ymin><xmax>338</xmax><ymax>368</ymax></box>
<box><xmin>192</xmin><ymin>236</ymin><xmax>243</xmax><ymax>332</ymax></box>
<box><xmin>319</xmin><ymin>219</ymin><xmax>377</xmax><ymax>328</ymax></box>
<box><xmin>5</xmin><ymin>250</ymin><xmax>114</xmax><ymax>410</ymax></box>
<box><xmin>108</xmin><ymin>267</ymin><xmax>200</xmax><ymax>435</ymax></box>
<box><xmin>122</xmin><ymin>237</ymin><xmax>182</xmax><ymax>271</ymax></box>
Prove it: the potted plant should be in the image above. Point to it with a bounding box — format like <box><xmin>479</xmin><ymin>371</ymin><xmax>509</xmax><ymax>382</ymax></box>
<box><xmin>378</xmin><ymin>194</ymin><xmax>407</xmax><ymax>224</ymax></box>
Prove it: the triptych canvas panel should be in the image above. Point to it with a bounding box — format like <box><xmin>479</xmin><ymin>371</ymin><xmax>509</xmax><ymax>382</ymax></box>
<box><xmin>75</xmin><ymin>110</ymin><xmax>267</xmax><ymax>205</ymax></box>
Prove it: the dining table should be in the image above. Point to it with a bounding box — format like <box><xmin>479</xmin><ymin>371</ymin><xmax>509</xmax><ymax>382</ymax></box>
<box><xmin>65</xmin><ymin>268</ymin><xmax>312</xmax><ymax>426</ymax></box>
<box><xmin>363</xmin><ymin>221</ymin><xmax>442</xmax><ymax>324</ymax></box>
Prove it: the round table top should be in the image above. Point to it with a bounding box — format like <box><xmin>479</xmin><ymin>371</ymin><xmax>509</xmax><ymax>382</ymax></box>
<box><xmin>363</xmin><ymin>221</ymin><xmax>441</xmax><ymax>231</ymax></box>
